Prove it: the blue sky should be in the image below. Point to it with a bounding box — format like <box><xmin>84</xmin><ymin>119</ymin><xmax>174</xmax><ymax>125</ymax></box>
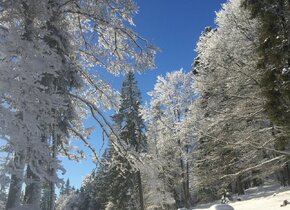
<box><xmin>61</xmin><ymin>0</ymin><xmax>227</xmax><ymax>189</ymax></box>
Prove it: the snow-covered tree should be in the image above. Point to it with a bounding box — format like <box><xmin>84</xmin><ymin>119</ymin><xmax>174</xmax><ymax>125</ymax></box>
<box><xmin>192</xmin><ymin>0</ymin><xmax>287</xmax><ymax>200</ymax></box>
<box><xmin>73</xmin><ymin>72</ymin><xmax>150</xmax><ymax>210</ymax></box>
<box><xmin>140</xmin><ymin>125</ymin><xmax>176</xmax><ymax>210</ymax></box>
<box><xmin>144</xmin><ymin>69</ymin><xmax>196</xmax><ymax>208</ymax></box>
<box><xmin>0</xmin><ymin>0</ymin><xmax>156</xmax><ymax>209</ymax></box>
<box><xmin>105</xmin><ymin>71</ymin><xmax>146</xmax><ymax>210</ymax></box>
<box><xmin>0</xmin><ymin>1</ymin><xmax>82</xmax><ymax>208</ymax></box>
<box><xmin>55</xmin><ymin>189</ymin><xmax>80</xmax><ymax>210</ymax></box>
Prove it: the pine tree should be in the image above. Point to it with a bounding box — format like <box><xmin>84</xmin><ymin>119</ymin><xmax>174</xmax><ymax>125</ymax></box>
<box><xmin>109</xmin><ymin>71</ymin><xmax>146</xmax><ymax>210</ymax></box>
<box><xmin>76</xmin><ymin>146</ymin><xmax>115</xmax><ymax>210</ymax></box>
<box><xmin>62</xmin><ymin>179</ymin><xmax>72</xmax><ymax>195</ymax></box>
<box><xmin>113</xmin><ymin>71</ymin><xmax>147</xmax><ymax>152</ymax></box>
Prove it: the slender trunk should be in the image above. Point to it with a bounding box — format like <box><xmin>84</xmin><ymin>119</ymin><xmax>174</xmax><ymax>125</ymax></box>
<box><xmin>185</xmin><ymin>145</ymin><xmax>191</xmax><ymax>208</ymax></box>
<box><xmin>24</xmin><ymin>165</ymin><xmax>41</xmax><ymax>208</ymax></box>
<box><xmin>283</xmin><ymin>163</ymin><xmax>290</xmax><ymax>186</ymax></box>
<box><xmin>279</xmin><ymin>164</ymin><xmax>290</xmax><ymax>186</ymax></box>
<box><xmin>48</xmin><ymin>176</ymin><xmax>55</xmax><ymax>210</ymax></box>
<box><xmin>236</xmin><ymin>176</ymin><xmax>245</xmax><ymax>195</ymax></box>
<box><xmin>5</xmin><ymin>152</ymin><xmax>25</xmax><ymax>210</ymax></box>
<box><xmin>137</xmin><ymin>170</ymin><xmax>144</xmax><ymax>210</ymax></box>
<box><xmin>178</xmin><ymin>138</ymin><xmax>190</xmax><ymax>208</ymax></box>
<box><xmin>6</xmin><ymin>176</ymin><xmax>23</xmax><ymax>210</ymax></box>
<box><xmin>48</xmin><ymin>132</ymin><xmax>58</xmax><ymax>210</ymax></box>
<box><xmin>180</xmin><ymin>158</ymin><xmax>190</xmax><ymax>208</ymax></box>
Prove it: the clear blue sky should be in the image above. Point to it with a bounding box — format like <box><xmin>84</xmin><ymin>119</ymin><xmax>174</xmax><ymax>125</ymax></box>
<box><xmin>61</xmin><ymin>0</ymin><xmax>227</xmax><ymax>190</ymax></box>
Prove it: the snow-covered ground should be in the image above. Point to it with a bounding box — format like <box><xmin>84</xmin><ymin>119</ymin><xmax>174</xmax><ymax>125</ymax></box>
<box><xmin>192</xmin><ymin>184</ymin><xmax>290</xmax><ymax>210</ymax></box>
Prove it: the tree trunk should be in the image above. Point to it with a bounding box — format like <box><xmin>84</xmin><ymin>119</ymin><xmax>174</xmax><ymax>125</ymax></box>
<box><xmin>185</xmin><ymin>145</ymin><xmax>190</xmax><ymax>207</ymax></box>
<box><xmin>284</xmin><ymin>163</ymin><xmax>290</xmax><ymax>186</ymax></box>
<box><xmin>181</xmin><ymin>157</ymin><xmax>190</xmax><ymax>208</ymax></box>
<box><xmin>48</xmin><ymin>132</ymin><xmax>58</xmax><ymax>210</ymax></box>
<box><xmin>137</xmin><ymin>170</ymin><xmax>145</xmax><ymax>210</ymax></box>
<box><xmin>24</xmin><ymin>165</ymin><xmax>41</xmax><ymax>208</ymax></box>
<box><xmin>236</xmin><ymin>176</ymin><xmax>245</xmax><ymax>195</ymax></box>
<box><xmin>5</xmin><ymin>152</ymin><xmax>25</xmax><ymax>210</ymax></box>
<box><xmin>178</xmin><ymin>139</ymin><xmax>190</xmax><ymax>208</ymax></box>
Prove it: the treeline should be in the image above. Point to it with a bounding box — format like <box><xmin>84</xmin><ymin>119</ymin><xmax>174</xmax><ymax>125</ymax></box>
<box><xmin>58</xmin><ymin>0</ymin><xmax>290</xmax><ymax>209</ymax></box>
<box><xmin>2</xmin><ymin>0</ymin><xmax>290</xmax><ymax>209</ymax></box>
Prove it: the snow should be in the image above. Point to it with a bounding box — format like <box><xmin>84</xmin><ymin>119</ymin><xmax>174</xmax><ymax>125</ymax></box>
<box><xmin>192</xmin><ymin>185</ymin><xmax>290</xmax><ymax>210</ymax></box>
<box><xmin>209</xmin><ymin>204</ymin><xmax>234</xmax><ymax>210</ymax></box>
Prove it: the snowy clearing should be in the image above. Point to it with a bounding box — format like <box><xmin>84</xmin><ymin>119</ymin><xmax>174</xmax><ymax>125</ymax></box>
<box><xmin>192</xmin><ymin>185</ymin><xmax>290</xmax><ymax>210</ymax></box>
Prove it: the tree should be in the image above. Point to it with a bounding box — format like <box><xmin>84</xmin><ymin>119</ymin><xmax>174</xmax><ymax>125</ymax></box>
<box><xmin>55</xmin><ymin>188</ymin><xmax>80</xmax><ymax>210</ymax></box>
<box><xmin>144</xmin><ymin>69</ymin><xmax>196</xmax><ymax>208</ymax></box>
<box><xmin>0</xmin><ymin>0</ymin><xmax>156</xmax><ymax>208</ymax></box>
<box><xmin>192</xmin><ymin>0</ymin><xmax>283</xmax><ymax>200</ymax></box>
<box><xmin>243</xmin><ymin>0</ymin><xmax>290</xmax><ymax>185</ymax></box>
<box><xmin>76</xmin><ymin>150</ymin><xmax>112</xmax><ymax>210</ymax></box>
<box><xmin>140</xmin><ymin>119</ymin><xmax>176</xmax><ymax>210</ymax></box>
<box><xmin>107</xmin><ymin>71</ymin><xmax>147</xmax><ymax>210</ymax></box>
<box><xmin>0</xmin><ymin>181</ymin><xmax>7</xmax><ymax>210</ymax></box>
<box><xmin>40</xmin><ymin>181</ymin><xmax>54</xmax><ymax>210</ymax></box>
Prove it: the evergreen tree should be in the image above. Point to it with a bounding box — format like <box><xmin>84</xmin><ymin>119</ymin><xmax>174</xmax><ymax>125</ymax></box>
<box><xmin>243</xmin><ymin>0</ymin><xmax>290</xmax><ymax>185</ymax></box>
<box><xmin>108</xmin><ymin>71</ymin><xmax>146</xmax><ymax>210</ymax></box>
<box><xmin>62</xmin><ymin>179</ymin><xmax>72</xmax><ymax>195</ymax></box>
<box><xmin>113</xmin><ymin>71</ymin><xmax>147</xmax><ymax>152</ymax></box>
<box><xmin>76</xmin><ymin>147</ymin><xmax>114</xmax><ymax>210</ymax></box>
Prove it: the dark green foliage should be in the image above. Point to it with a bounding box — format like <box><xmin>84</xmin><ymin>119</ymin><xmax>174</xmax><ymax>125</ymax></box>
<box><xmin>243</xmin><ymin>0</ymin><xmax>290</xmax><ymax>149</ymax></box>
<box><xmin>78</xmin><ymin>72</ymin><xmax>146</xmax><ymax>209</ymax></box>
<box><xmin>78</xmin><ymin>147</ymin><xmax>116</xmax><ymax>210</ymax></box>
<box><xmin>108</xmin><ymin>71</ymin><xmax>146</xmax><ymax>209</ymax></box>
<box><xmin>60</xmin><ymin>179</ymin><xmax>72</xmax><ymax>196</ymax></box>
<box><xmin>105</xmin><ymin>150</ymin><xmax>139</xmax><ymax>209</ymax></box>
<box><xmin>112</xmin><ymin>71</ymin><xmax>147</xmax><ymax>152</ymax></box>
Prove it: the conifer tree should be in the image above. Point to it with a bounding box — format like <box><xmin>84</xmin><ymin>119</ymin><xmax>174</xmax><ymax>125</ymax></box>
<box><xmin>243</xmin><ymin>0</ymin><xmax>290</xmax><ymax>185</ymax></box>
<box><xmin>109</xmin><ymin>71</ymin><xmax>146</xmax><ymax>210</ymax></box>
<box><xmin>76</xmin><ymin>146</ymin><xmax>116</xmax><ymax>210</ymax></box>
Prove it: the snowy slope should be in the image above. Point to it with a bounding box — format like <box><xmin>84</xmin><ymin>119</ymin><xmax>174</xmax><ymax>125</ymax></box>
<box><xmin>192</xmin><ymin>185</ymin><xmax>290</xmax><ymax>210</ymax></box>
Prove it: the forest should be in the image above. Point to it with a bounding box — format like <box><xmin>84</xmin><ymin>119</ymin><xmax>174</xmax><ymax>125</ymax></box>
<box><xmin>1</xmin><ymin>0</ymin><xmax>290</xmax><ymax>210</ymax></box>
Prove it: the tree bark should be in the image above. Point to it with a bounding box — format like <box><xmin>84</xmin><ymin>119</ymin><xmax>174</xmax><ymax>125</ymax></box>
<box><xmin>5</xmin><ymin>152</ymin><xmax>25</xmax><ymax>210</ymax></box>
<box><xmin>137</xmin><ymin>170</ymin><xmax>145</xmax><ymax>210</ymax></box>
<box><xmin>185</xmin><ymin>145</ymin><xmax>190</xmax><ymax>207</ymax></box>
<box><xmin>24</xmin><ymin>165</ymin><xmax>41</xmax><ymax>208</ymax></box>
<box><xmin>236</xmin><ymin>176</ymin><xmax>245</xmax><ymax>195</ymax></box>
<box><xmin>47</xmin><ymin>132</ymin><xmax>58</xmax><ymax>210</ymax></box>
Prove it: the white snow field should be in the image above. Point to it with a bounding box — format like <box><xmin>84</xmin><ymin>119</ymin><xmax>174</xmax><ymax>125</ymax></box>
<box><xmin>192</xmin><ymin>184</ymin><xmax>290</xmax><ymax>210</ymax></box>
